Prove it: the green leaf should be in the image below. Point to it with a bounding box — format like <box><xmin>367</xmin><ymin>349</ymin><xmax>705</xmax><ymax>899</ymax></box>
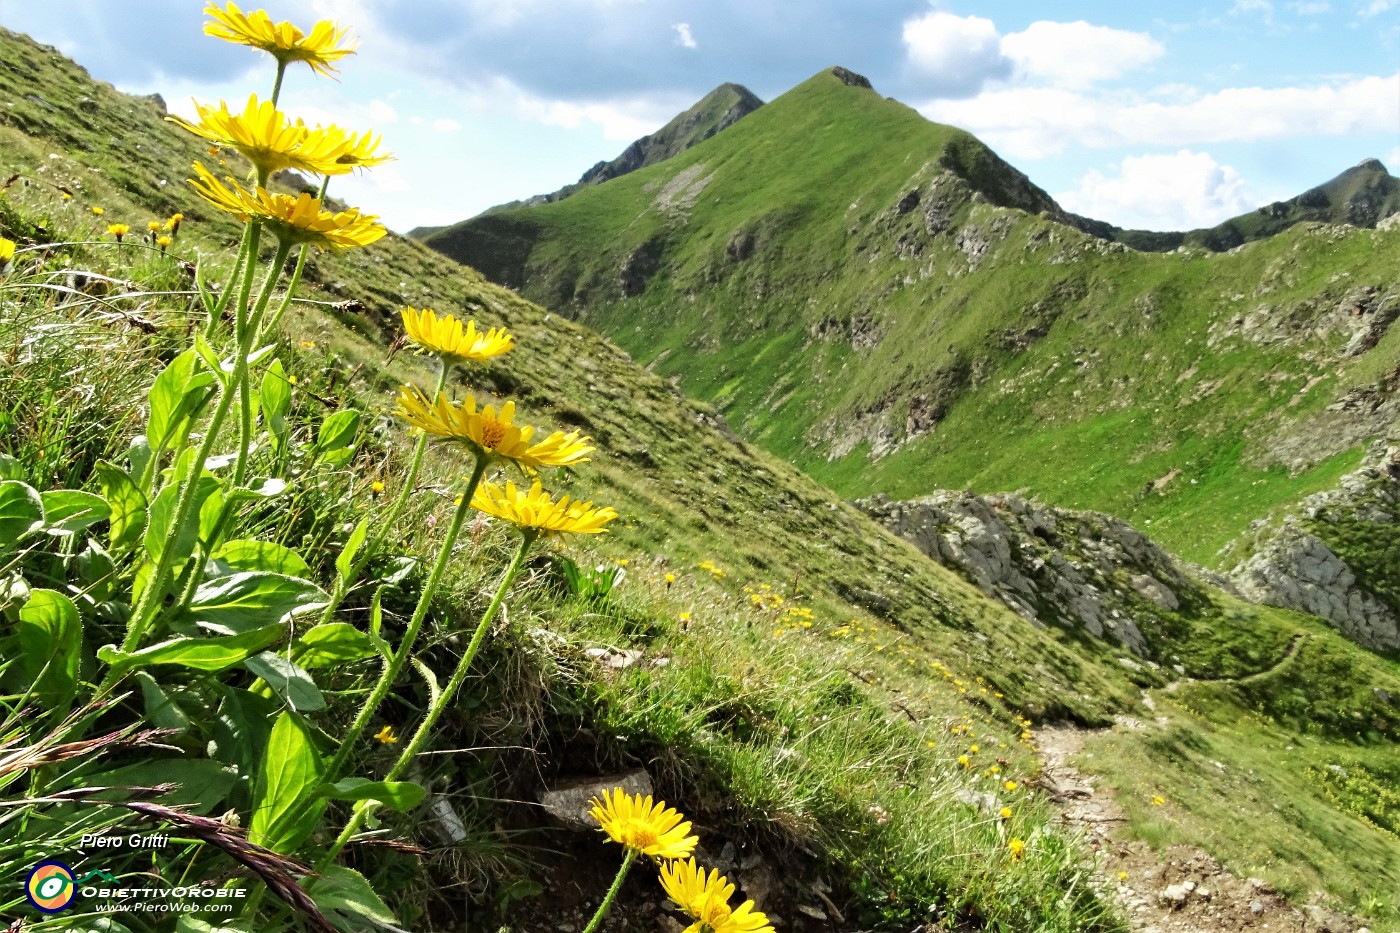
<box><xmin>74</xmin><ymin>540</ymin><xmax>117</xmax><ymax>604</ymax></box>
<box><xmin>17</xmin><ymin>588</ymin><xmax>81</xmax><ymax>706</ymax></box>
<box><xmin>94</xmin><ymin>461</ymin><xmax>147</xmax><ymax>552</ymax></box>
<box><xmin>183</xmin><ymin>572</ymin><xmax>327</xmax><ymax>635</ymax></box>
<box><xmin>42</xmin><ymin>489</ymin><xmax>110</xmax><ymax>536</ymax></box>
<box><xmin>177</xmin><ymin>917</ymin><xmax>256</xmax><ymax>933</ymax></box>
<box><xmin>145</xmin><ymin>475</ymin><xmax>220</xmax><ymax>566</ymax></box>
<box><xmin>314</xmin><ymin>410</ymin><xmax>361</xmax><ymax>458</ymax></box>
<box><xmin>324</xmin><ymin>777</ymin><xmax>425</xmax><ymax>812</ymax></box>
<box><xmin>0</xmin><ymin>453</ymin><xmax>23</xmax><ymax>481</ymax></box>
<box><xmin>127</xmin><ymin>435</ymin><xmax>152</xmax><ymax>490</ymax></box>
<box><xmin>249</xmin><ymin>711</ymin><xmax>327</xmax><ymax>854</ymax></box>
<box><xmin>244</xmin><ymin>651</ymin><xmax>325</xmax><ymax>711</ymax></box>
<box><xmin>147</xmin><ymin>348</ymin><xmax>216</xmax><ymax>453</ymax></box>
<box><xmin>293</xmin><ymin>622</ymin><xmax>378</xmax><ymax>668</ymax></box>
<box><xmin>0</xmin><ymin>480</ymin><xmax>44</xmax><ymax>554</ymax></box>
<box><xmin>92</xmin><ymin>758</ymin><xmax>236</xmax><ymax>816</ymax></box>
<box><xmin>210</xmin><ymin>686</ymin><xmax>277</xmax><ymax>791</ymax></box>
<box><xmin>308</xmin><ymin>865</ymin><xmax>399</xmax><ymax>932</ymax></box>
<box><xmin>135</xmin><ymin>670</ymin><xmax>190</xmax><ymax>732</ymax></box>
<box><xmin>98</xmin><ymin>623</ymin><xmax>285</xmax><ymax>677</ymax></box>
<box><xmin>210</xmin><ymin>539</ymin><xmax>312</xmax><ymax>579</ymax></box>
<box><xmin>335</xmin><ymin>518</ymin><xmax>370</xmax><ymax>585</ymax></box>
<box><xmin>192</xmin><ymin>333</ymin><xmax>230</xmax><ymax>383</ymax></box>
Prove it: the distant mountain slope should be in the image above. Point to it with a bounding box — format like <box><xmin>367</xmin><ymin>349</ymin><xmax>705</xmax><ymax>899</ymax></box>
<box><xmin>408</xmin><ymin>82</ymin><xmax>762</xmax><ymax>238</ymax></box>
<box><xmin>415</xmin><ymin>67</ymin><xmax>1400</xmax><ymax>568</ymax></box>
<box><xmin>1075</xmin><ymin>157</ymin><xmax>1400</xmax><ymax>251</ymax></box>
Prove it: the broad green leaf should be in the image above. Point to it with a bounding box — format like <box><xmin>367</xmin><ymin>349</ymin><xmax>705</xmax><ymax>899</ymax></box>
<box><xmin>261</xmin><ymin>360</ymin><xmax>291</xmax><ymax>433</ymax></box>
<box><xmin>335</xmin><ymin>518</ymin><xmax>370</xmax><ymax>584</ymax></box>
<box><xmin>0</xmin><ymin>453</ymin><xmax>23</xmax><ymax>481</ymax></box>
<box><xmin>192</xmin><ymin>333</ymin><xmax>229</xmax><ymax>383</ymax></box>
<box><xmin>198</xmin><ymin>486</ymin><xmax>226</xmax><ymax>546</ymax></box>
<box><xmin>183</xmin><ymin>572</ymin><xmax>327</xmax><ymax>635</ymax></box>
<box><xmin>244</xmin><ymin>651</ymin><xmax>325</xmax><ymax>711</ymax></box>
<box><xmin>249</xmin><ymin>712</ymin><xmax>327</xmax><ymax>853</ymax></box>
<box><xmin>293</xmin><ymin>622</ymin><xmax>377</xmax><ymax>668</ymax></box>
<box><xmin>146</xmin><ymin>348</ymin><xmax>216</xmax><ymax>453</ymax></box>
<box><xmin>41</xmin><ymin>489</ymin><xmax>110</xmax><ymax>536</ymax></box>
<box><xmin>314</xmin><ymin>410</ymin><xmax>361</xmax><ymax>457</ymax></box>
<box><xmin>308</xmin><ymin>865</ymin><xmax>399</xmax><ymax>932</ymax></box>
<box><xmin>92</xmin><ymin>758</ymin><xmax>236</xmax><ymax>816</ymax></box>
<box><xmin>94</xmin><ymin>461</ymin><xmax>147</xmax><ymax>551</ymax></box>
<box><xmin>135</xmin><ymin>670</ymin><xmax>190</xmax><ymax>732</ymax></box>
<box><xmin>127</xmin><ymin>435</ymin><xmax>152</xmax><ymax>489</ymax></box>
<box><xmin>17</xmin><ymin>588</ymin><xmax>81</xmax><ymax>706</ymax></box>
<box><xmin>210</xmin><ymin>686</ymin><xmax>277</xmax><ymax>790</ymax></box>
<box><xmin>0</xmin><ymin>480</ymin><xmax>44</xmax><ymax>553</ymax></box>
<box><xmin>74</xmin><ymin>540</ymin><xmax>117</xmax><ymax>604</ymax></box>
<box><xmin>98</xmin><ymin>623</ymin><xmax>284</xmax><ymax>677</ymax></box>
<box><xmin>324</xmin><ymin>777</ymin><xmax>425</xmax><ymax>812</ymax></box>
<box><xmin>210</xmin><ymin>539</ymin><xmax>312</xmax><ymax>579</ymax></box>
<box><xmin>145</xmin><ymin>475</ymin><xmax>220</xmax><ymax>565</ymax></box>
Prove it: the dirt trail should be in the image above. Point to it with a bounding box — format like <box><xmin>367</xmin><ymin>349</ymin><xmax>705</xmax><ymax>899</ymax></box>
<box><xmin>1035</xmin><ymin>718</ymin><xmax>1364</xmax><ymax>933</ymax></box>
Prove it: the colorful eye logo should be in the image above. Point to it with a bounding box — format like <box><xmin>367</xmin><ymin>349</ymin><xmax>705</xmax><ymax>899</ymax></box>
<box><xmin>25</xmin><ymin>860</ymin><xmax>77</xmax><ymax>913</ymax></box>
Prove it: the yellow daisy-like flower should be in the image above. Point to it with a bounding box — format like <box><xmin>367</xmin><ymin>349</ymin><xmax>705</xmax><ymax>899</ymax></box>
<box><xmin>999</xmin><ymin>806</ymin><xmax>1012</xmax><ymax>819</ymax></box>
<box><xmin>394</xmin><ymin>385</ymin><xmax>592</xmax><ymax>469</ymax></box>
<box><xmin>106</xmin><ymin>223</ymin><xmax>130</xmax><ymax>242</ymax></box>
<box><xmin>1008</xmin><ymin>837</ymin><xmax>1026</xmax><ymax>861</ymax></box>
<box><xmin>0</xmin><ymin>237</ymin><xmax>15</xmax><ymax>262</ymax></box>
<box><xmin>373</xmin><ymin>725</ymin><xmax>397</xmax><ymax>745</ymax></box>
<box><xmin>188</xmin><ymin>162</ymin><xmax>385</xmax><ymax>252</ymax></box>
<box><xmin>170</xmin><ymin>95</ymin><xmax>369</xmax><ymax>179</ymax></box>
<box><xmin>588</xmin><ymin>789</ymin><xmax>697</xmax><ymax>861</ymax></box>
<box><xmin>401</xmin><ymin>306</ymin><xmax>514</xmax><ymax>363</ymax></box>
<box><xmin>166</xmin><ymin>213</ymin><xmax>184</xmax><ymax>232</ymax></box>
<box><xmin>472</xmin><ymin>479</ymin><xmax>618</xmax><ymax>537</ymax></box>
<box><xmin>147</xmin><ymin>220</ymin><xmax>163</xmax><ymax>233</ymax></box>
<box><xmin>156</xmin><ymin>235</ymin><xmax>173</xmax><ymax>252</ymax></box>
<box><xmin>331</xmin><ymin>128</ymin><xmax>394</xmax><ymax>171</ymax></box>
<box><xmin>957</xmin><ymin>755</ymin><xmax>970</xmax><ymax>769</ymax></box>
<box><xmin>91</xmin><ymin>206</ymin><xmax>105</xmax><ymax>216</ymax></box>
<box><xmin>203</xmin><ymin>2</ymin><xmax>356</xmax><ymax>77</ymax></box>
<box><xmin>1004</xmin><ymin>780</ymin><xmax>1018</xmax><ymax>792</ymax></box>
<box><xmin>660</xmin><ymin>859</ymin><xmax>774</xmax><ymax>933</ymax></box>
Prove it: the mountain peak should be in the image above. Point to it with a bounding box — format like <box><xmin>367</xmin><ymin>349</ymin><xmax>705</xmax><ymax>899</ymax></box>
<box><xmin>827</xmin><ymin>66</ymin><xmax>874</xmax><ymax>90</ymax></box>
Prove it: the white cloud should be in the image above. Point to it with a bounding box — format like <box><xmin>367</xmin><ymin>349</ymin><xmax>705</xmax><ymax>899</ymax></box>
<box><xmin>1359</xmin><ymin>0</ymin><xmax>1397</xmax><ymax>15</ymax></box>
<box><xmin>1055</xmin><ymin>150</ymin><xmax>1259</xmax><ymax>230</ymax></box>
<box><xmin>917</xmin><ymin>73</ymin><xmax>1400</xmax><ymax>157</ymax></box>
<box><xmin>672</xmin><ymin>22</ymin><xmax>697</xmax><ymax>49</ymax></box>
<box><xmin>901</xmin><ymin>12</ymin><xmax>1011</xmax><ymax>97</ymax></box>
<box><xmin>1001</xmin><ymin>21</ymin><xmax>1164</xmax><ymax>89</ymax></box>
<box><xmin>1289</xmin><ymin>1</ymin><xmax>1332</xmax><ymax>13</ymax></box>
<box><xmin>1232</xmin><ymin>0</ymin><xmax>1274</xmax><ymax>15</ymax></box>
<box><xmin>432</xmin><ymin>117</ymin><xmax>463</xmax><ymax>132</ymax></box>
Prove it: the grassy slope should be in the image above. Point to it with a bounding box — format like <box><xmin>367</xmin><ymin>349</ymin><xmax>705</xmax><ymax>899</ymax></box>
<box><xmin>2</xmin><ymin>29</ymin><xmax>1398</xmax><ymax>929</ymax></box>
<box><xmin>423</xmin><ymin>69</ymin><xmax>1400</xmax><ymax>567</ymax></box>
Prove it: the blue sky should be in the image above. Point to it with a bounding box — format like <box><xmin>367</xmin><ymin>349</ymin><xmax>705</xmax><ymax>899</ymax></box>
<box><xmin>2</xmin><ymin>1</ymin><xmax>1396</xmax><ymax>233</ymax></box>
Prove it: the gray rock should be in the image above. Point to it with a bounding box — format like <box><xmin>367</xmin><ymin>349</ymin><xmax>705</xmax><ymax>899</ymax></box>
<box><xmin>1158</xmin><ymin>881</ymin><xmax>1195</xmax><ymax>907</ymax></box>
<box><xmin>537</xmin><ymin>769</ymin><xmax>653</xmax><ymax>828</ymax></box>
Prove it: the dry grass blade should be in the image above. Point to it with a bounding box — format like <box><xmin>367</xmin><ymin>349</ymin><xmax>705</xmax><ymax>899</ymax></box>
<box><xmin>0</xmin><ymin>725</ymin><xmax>174</xmax><ymax>779</ymax></box>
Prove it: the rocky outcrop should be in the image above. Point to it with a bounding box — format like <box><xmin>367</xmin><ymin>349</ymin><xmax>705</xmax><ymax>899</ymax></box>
<box><xmin>859</xmin><ymin>491</ymin><xmax>1215</xmax><ymax>655</ymax></box>
<box><xmin>1230</xmin><ymin>441</ymin><xmax>1400</xmax><ymax>651</ymax></box>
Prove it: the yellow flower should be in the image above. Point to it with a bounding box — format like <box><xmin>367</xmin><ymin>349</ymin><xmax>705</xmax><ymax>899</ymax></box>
<box><xmin>660</xmin><ymin>858</ymin><xmax>774</xmax><ymax>933</ymax></box>
<box><xmin>588</xmin><ymin>789</ymin><xmax>697</xmax><ymax>861</ymax></box>
<box><xmin>999</xmin><ymin>806</ymin><xmax>1012</xmax><ymax>819</ymax></box>
<box><xmin>1117</xmin><ymin>871</ymin><xmax>1128</xmax><ymax>881</ymax></box>
<box><xmin>156</xmin><ymin>235</ymin><xmax>173</xmax><ymax>252</ymax></box>
<box><xmin>678</xmin><ymin>611</ymin><xmax>692</xmax><ymax>624</ymax></box>
<box><xmin>1004</xmin><ymin>780</ymin><xmax>1018</xmax><ymax>792</ymax></box>
<box><xmin>472</xmin><ymin>479</ymin><xmax>618</xmax><ymax>537</ymax></box>
<box><xmin>166</xmin><ymin>212</ymin><xmax>184</xmax><ymax>232</ymax></box>
<box><xmin>664</xmin><ymin>573</ymin><xmax>676</xmax><ymax>586</ymax></box>
<box><xmin>373</xmin><ymin>725</ymin><xmax>397</xmax><ymax>745</ymax></box>
<box><xmin>969</xmin><ymin>744</ymin><xmax>979</xmax><ymax>753</ymax></box>
<box><xmin>203</xmin><ymin>2</ymin><xmax>356</xmax><ymax>77</ymax></box>
<box><xmin>106</xmin><ymin>223</ymin><xmax>130</xmax><ymax>242</ymax></box>
<box><xmin>330</xmin><ymin>129</ymin><xmax>394</xmax><ymax>171</ymax></box>
<box><xmin>370</xmin><ymin>481</ymin><xmax>385</xmax><ymax>495</ymax></box>
<box><xmin>1151</xmin><ymin>795</ymin><xmax>1165</xmax><ymax>806</ymax></box>
<box><xmin>170</xmin><ymin>95</ymin><xmax>375</xmax><ymax>179</ymax></box>
<box><xmin>188</xmin><ymin>162</ymin><xmax>385</xmax><ymax>252</ymax></box>
<box><xmin>1008</xmin><ymin>838</ymin><xmax>1026</xmax><ymax>861</ymax></box>
<box><xmin>394</xmin><ymin>384</ymin><xmax>592</xmax><ymax>469</ymax></box>
<box><xmin>958</xmin><ymin>755</ymin><xmax>970</xmax><ymax>769</ymax></box>
<box><xmin>90</xmin><ymin>206</ymin><xmax>104</xmax><ymax>216</ymax></box>
<box><xmin>0</xmin><ymin>237</ymin><xmax>14</xmax><ymax>262</ymax></box>
<box><xmin>400</xmin><ymin>307</ymin><xmax>514</xmax><ymax>363</ymax></box>
<box><xmin>147</xmin><ymin>220</ymin><xmax>163</xmax><ymax>233</ymax></box>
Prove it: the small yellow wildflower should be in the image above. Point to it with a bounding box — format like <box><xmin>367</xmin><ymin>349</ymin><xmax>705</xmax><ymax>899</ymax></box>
<box><xmin>1117</xmin><ymin>871</ymin><xmax>1128</xmax><ymax>881</ymax></box>
<box><xmin>203</xmin><ymin>2</ymin><xmax>356</xmax><ymax>77</ymax></box>
<box><xmin>999</xmin><ymin>806</ymin><xmax>1012</xmax><ymax>819</ymax></box>
<box><xmin>147</xmin><ymin>220</ymin><xmax>163</xmax><ymax>233</ymax></box>
<box><xmin>106</xmin><ymin>223</ymin><xmax>130</xmax><ymax>242</ymax></box>
<box><xmin>0</xmin><ymin>238</ymin><xmax>15</xmax><ymax>263</ymax></box>
<box><xmin>156</xmin><ymin>235</ymin><xmax>173</xmax><ymax>253</ymax></box>
<box><xmin>1004</xmin><ymin>780</ymin><xmax>1018</xmax><ymax>792</ymax></box>
<box><xmin>90</xmin><ymin>206</ymin><xmax>104</xmax><ymax>216</ymax></box>
<box><xmin>1008</xmin><ymin>838</ymin><xmax>1026</xmax><ymax>861</ymax></box>
<box><xmin>958</xmin><ymin>755</ymin><xmax>970</xmax><ymax>769</ymax></box>
<box><xmin>370</xmin><ymin>481</ymin><xmax>385</xmax><ymax>495</ymax></box>
<box><xmin>969</xmin><ymin>744</ymin><xmax>979</xmax><ymax>754</ymax></box>
<box><xmin>588</xmin><ymin>788</ymin><xmax>697</xmax><ymax>861</ymax></box>
<box><xmin>373</xmin><ymin>725</ymin><xmax>397</xmax><ymax>745</ymax></box>
<box><xmin>664</xmin><ymin>573</ymin><xmax>675</xmax><ymax>586</ymax></box>
<box><xmin>1151</xmin><ymin>795</ymin><xmax>1166</xmax><ymax>806</ymax></box>
<box><xmin>165</xmin><ymin>212</ymin><xmax>184</xmax><ymax>233</ymax></box>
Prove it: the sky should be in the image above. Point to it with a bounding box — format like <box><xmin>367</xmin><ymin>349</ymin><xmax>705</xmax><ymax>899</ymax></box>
<box><xmin>1</xmin><ymin>1</ymin><xmax>1396</xmax><ymax>234</ymax></box>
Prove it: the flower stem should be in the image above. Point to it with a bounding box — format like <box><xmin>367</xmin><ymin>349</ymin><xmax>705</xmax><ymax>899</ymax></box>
<box><xmin>313</xmin><ymin>360</ymin><xmax>451</xmax><ymax>629</ymax></box>
<box><xmin>317</xmin><ymin>523</ymin><xmax>536</xmax><ymax>871</ymax></box>
<box><xmin>320</xmin><ymin>452</ymin><xmax>489</xmax><ymax>785</ymax></box>
<box><xmin>233</xmin><ymin>238</ymin><xmax>293</xmax><ymax>490</ymax></box>
<box><xmin>582</xmin><ymin>850</ymin><xmax>637</xmax><ymax>933</ymax></box>
<box><xmin>270</xmin><ymin>60</ymin><xmax>287</xmax><ymax>107</ymax></box>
